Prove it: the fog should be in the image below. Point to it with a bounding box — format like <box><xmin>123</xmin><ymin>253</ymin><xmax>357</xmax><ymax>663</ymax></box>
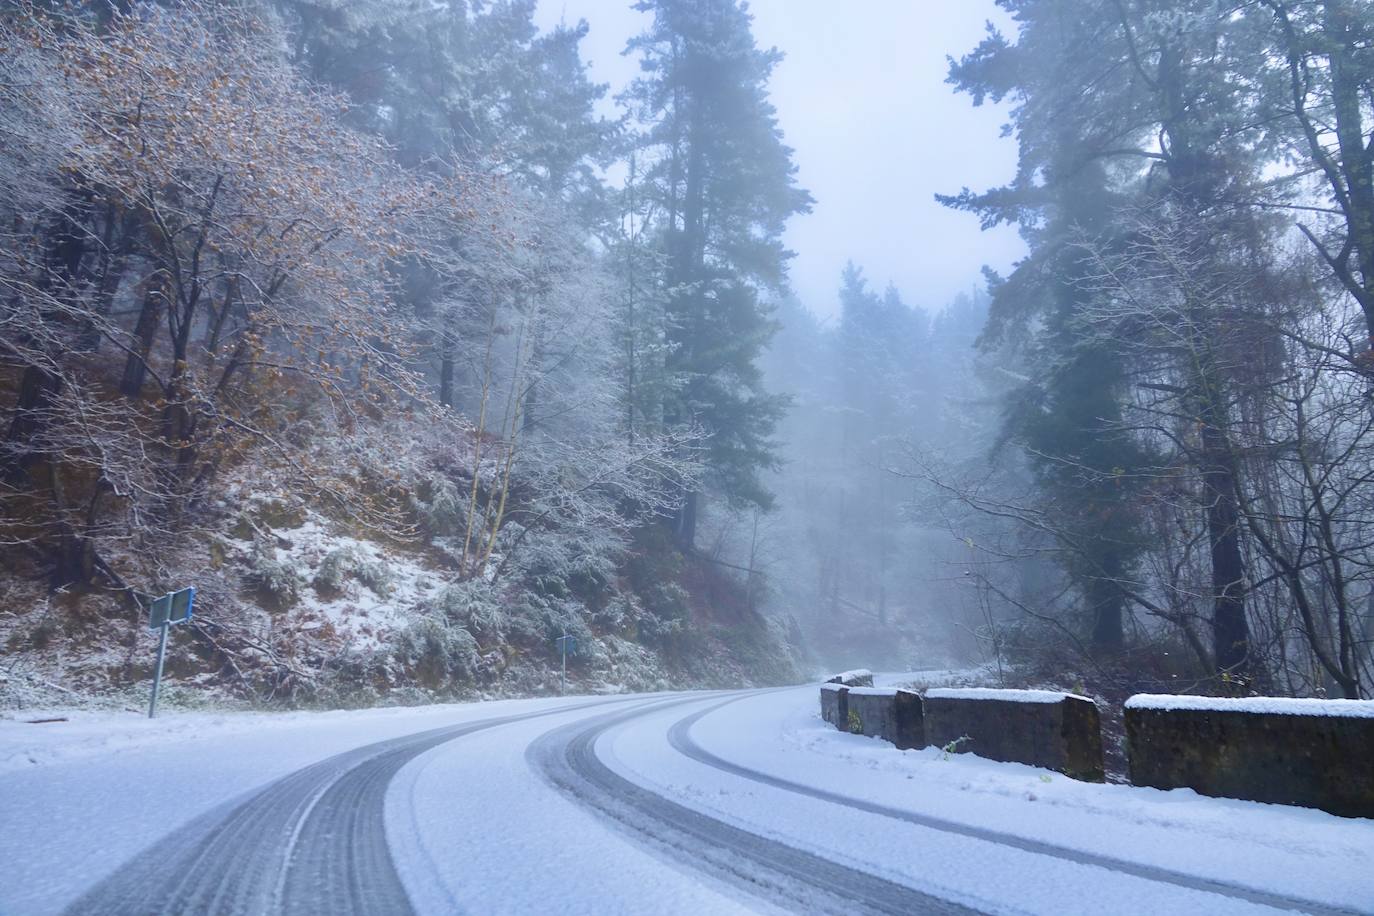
<box><xmin>535</xmin><ymin>0</ymin><xmax>1025</xmax><ymax>319</ymax></box>
<box><xmin>519</xmin><ymin>1</ymin><xmax>1034</xmax><ymax>671</ymax></box>
<box><xmin>3</xmin><ymin>0</ymin><xmax>1369</xmax><ymax>709</ymax></box>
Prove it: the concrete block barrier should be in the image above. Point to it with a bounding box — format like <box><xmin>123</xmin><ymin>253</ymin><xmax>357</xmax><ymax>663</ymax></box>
<box><xmin>923</xmin><ymin>687</ymin><xmax>1105</xmax><ymax>782</ymax></box>
<box><xmin>1124</xmin><ymin>694</ymin><xmax>1374</xmax><ymax>818</ymax></box>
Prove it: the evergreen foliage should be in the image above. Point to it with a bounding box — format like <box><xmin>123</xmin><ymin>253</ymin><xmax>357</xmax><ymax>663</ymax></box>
<box><xmin>621</xmin><ymin>0</ymin><xmax>812</xmax><ymax>547</ymax></box>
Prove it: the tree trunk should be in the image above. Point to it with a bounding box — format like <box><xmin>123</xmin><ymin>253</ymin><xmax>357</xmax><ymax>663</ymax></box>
<box><xmin>522</xmin><ymin>333</ymin><xmax>543</xmax><ymax>435</ymax></box>
<box><xmin>674</xmin><ymin>490</ymin><xmax>699</xmax><ymax>550</ymax></box>
<box><xmin>438</xmin><ymin>313</ymin><xmax>456</xmax><ymax>408</ymax></box>
<box><xmin>121</xmin><ymin>272</ymin><xmax>167</xmax><ymax>397</ymax></box>
<box><xmin>47</xmin><ymin>461</ymin><xmax>98</xmax><ymax>589</ymax></box>
<box><xmin>1156</xmin><ymin>35</ymin><xmax>1252</xmax><ymax>679</ymax></box>
<box><xmin>1087</xmin><ymin>566</ymin><xmax>1125</xmax><ymax>655</ymax></box>
<box><xmin>1201</xmin><ymin>410</ymin><xmax>1250</xmax><ymax>676</ymax></box>
<box><xmin>3</xmin><ymin>203</ymin><xmax>90</xmax><ymax>482</ymax></box>
<box><xmin>76</xmin><ymin>206</ymin><xmax>132</xmax><ymax>352</ymax></box>
<box><xmin>1323</xmin><ymin>1</ymin><xmax>1374</xmax><ymax>339</ymax></box>
<box><xmin>2</xmin><ymin>367</ymin><xmax>61</xmax><ymax>485</ymax></box>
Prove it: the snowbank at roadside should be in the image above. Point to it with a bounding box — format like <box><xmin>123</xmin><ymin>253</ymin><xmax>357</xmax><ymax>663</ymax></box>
<box><xmin>0</xmin><ymin>701</ymin><xmax>523</xmax><ymax>774</ymax></box>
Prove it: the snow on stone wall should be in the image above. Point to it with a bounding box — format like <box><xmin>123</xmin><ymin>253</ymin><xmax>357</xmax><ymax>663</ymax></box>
<box><xmin>1125</xmin><ymin>693</ymin><xmax>1374</xmax><ymax>718</ymax></box>
<box><xmin>923</xmin><ymin>688</ymin><xmax>1105</xmax><ymax>782</ymax></box>
<box><xmin>1125</xmin><ymin>694</ymin><xmax>1374</xmax><ymax>817</ymax></box>
<box><xmin>925</xmin><ymin>687</ymin><xmax>1090</xmax><ymax>705</ymax></box>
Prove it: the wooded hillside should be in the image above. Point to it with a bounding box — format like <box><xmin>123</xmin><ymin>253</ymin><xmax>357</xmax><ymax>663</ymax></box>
<box><xmin>0</xmin><ymin>0</ymin><xmax>807</xmax><ymax>706</ymax></box>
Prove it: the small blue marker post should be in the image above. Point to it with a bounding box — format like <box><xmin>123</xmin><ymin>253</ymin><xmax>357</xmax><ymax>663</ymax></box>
<box><xmin>555</xmin><ymin>632</ymin><xmax>576</xmax><ymax>695</ymax></box>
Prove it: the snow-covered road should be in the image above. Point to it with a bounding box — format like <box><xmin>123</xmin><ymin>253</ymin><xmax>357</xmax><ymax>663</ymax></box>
<box><xmin>1</xmin><ymin>687</ymin><xmax>1370</xmax><ymax>915</ymax></box>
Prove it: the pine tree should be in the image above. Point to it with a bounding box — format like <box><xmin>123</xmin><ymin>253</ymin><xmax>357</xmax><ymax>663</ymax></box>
<box><xmin>943</xmin><ymin>2</ymin><xmax>1201</xmax><ymax>658</ymax></box>
<box><xmin>623</xmin><ymin>0</ymin><xmax>811</xmax><ymax>548</ymax></box>
<box><xmin>834</xmin><ymin>263</ymin><xmax>922</xmax><ymax>624</ymax></box>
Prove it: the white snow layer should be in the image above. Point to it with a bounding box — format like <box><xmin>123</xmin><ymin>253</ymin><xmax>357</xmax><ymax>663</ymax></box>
<box><xmin>1126</xmin><ymin>693</ymin><xmax>1374</xmax><ymax>718</ymax></box>
<box><xmin>0</xmin><ymin>697</ymin><xmax>619</xmax><ymax>915</ymax></box>
<box><xmin>604</xmin><ymin>688</ymin><xmax>1373</xmax><ymax>913</ymax></box>
<box><xmin>4</xmin><ymin>687</ymin><xmax>1372</xmax><ymax>915</ymax></box>
<box><xmin>924</xmin><ymin>686</ymin><xmax>1090</xmax><ymax>704</ymax></box>
<box><xmin>386</xmin><ymin>695</ymin><xmax>756</xmax><ymax>916</ymax></box>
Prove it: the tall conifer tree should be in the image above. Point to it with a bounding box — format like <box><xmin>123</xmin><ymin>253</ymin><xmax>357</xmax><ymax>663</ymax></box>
<box><xmin>622</xmin><ymin>0</ymin><xmax>811</xmax><ymax>548</ymax></box>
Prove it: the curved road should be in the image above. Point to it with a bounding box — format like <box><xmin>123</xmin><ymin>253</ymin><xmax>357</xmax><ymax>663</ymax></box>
<box><xmin>526</xmin><ymin>696</ymin><xmax>975</xmax><ymax>915</ymax></box>
<box><xmin>662</xmin><ymin>697</ymin><xmax>1350</xmax><ymax>916</ymax></box>
<box><xmin>56</xmin><ymin>688</ymin><xmax>1368</xmax><ymax>916</ymax></box>
<box><xmin>64</xmin><ymin>697</ymin><xmax>641</xmax><ymax>916</ymax></box>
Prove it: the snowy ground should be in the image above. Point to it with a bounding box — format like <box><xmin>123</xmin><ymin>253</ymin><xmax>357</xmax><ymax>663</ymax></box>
<box><xmin>609</xmin><ymin>689</ymin><xmax>1373</xmax><ymax>913</ymax></box>
<box><xmin>0</xmin><ymin>696</ymin><xmax>631</xmax><ymax>915</ymax></box>
<box><xmin>1</xmin><ymin>686</ymin><xmax>1370</xmax><ymax>914</ymax></box>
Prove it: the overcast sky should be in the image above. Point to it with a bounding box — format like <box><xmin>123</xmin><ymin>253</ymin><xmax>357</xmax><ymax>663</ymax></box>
<box><xmin>533</xmin><ymin>1</ymin><xmax>1025</xmax><ymax>320</ymax></box>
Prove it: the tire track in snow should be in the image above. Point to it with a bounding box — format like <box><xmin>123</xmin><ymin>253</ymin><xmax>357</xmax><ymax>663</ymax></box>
<box><xmin>63</xmin><ymin>695</ymin><xmax>645</xmax><ymax>916</ymax></box>
<box><xmin>665</xmin><ymin>694</ymin><xmax>1362</xmax><ymax>916</ymax></box>
<box><xmin>527</xmin><ymin>694</ymin><xmax>978</xmax><ymax>915</ymax></box>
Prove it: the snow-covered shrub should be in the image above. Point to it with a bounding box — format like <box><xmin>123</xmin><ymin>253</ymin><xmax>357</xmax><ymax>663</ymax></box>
<box><xmin>392</xmin><ymin>616</ymin><xmax>480</xmax><ymax>688</ymax></box>
<box><xmin>310</xmin><ymin>655</ymin><xmax>386</xmax><ymax>709</ymax></box>
<box><xmin>588</xmin><ymin>596</ymin><xmax>635</xmax><ymax>632</ymax></box>
<box><xmin>427</xmin><ymin>580</ymin><xmax>507</xmax><ymax>642</ymax></box>
<box><xmin>511</xmin><ymin>528</ymin><xmax>621</xmax><ymax>604</ymax></box>
<box><xmin>637</xmin><ymin>606</ymin><xmax>689</xmax><ymax>647</ymax></box>
<box><xmin>411</xmin><ymin>477</ymin><xmax>471</xmax><ymax>539</ymax></box>
<box><xmin>20</xmin><ymin>605</ymin><xmax>59</xmax><ymax>650</ymax></box>
<box><xmin>312</xmin><ymin>547</ymin><xmax>355</xmax><ymax>592</ymax></box>
<box><xmin>352</xmin><ymin>554</ymin><xmax>394</xmax><ymax>597</ymax></box>
<box><xmin>598</xmin><ymin>635</ymin><xmax>671</xmax><ymax>690</ymax></box>
<box><xmin>716</xmin><ymin>614</ymin><xmax>801</xmax><ymax>684</ymax></box>
<box><xmin>245</xmin><ymin>542</ymin><xmax>305</xmax><ymax>608</ymax></box>
<box><xmin>632</xmin><ymin>578</ymin><xmax>691</xmax><ymax>648</ymax></box>
<box><xmin>513</xmin><ymin>593</ymin><xmax>594</xmax><ymax>645</ymax></box>
<box><xmin>624</xmin><ymin>528</ymin><xmax>691</xmax><ymax>644</ymax></box>
<box><xmin>313</xmin><ymin>546</ymin><xmax>394</xmax><ymax>597</ymax></box>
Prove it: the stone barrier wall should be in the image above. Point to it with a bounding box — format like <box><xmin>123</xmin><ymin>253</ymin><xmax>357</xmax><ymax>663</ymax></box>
<box><xmin>1124</xmin><ymin>694</ymin><xmax>1374</xmax><ymax>818</ymax></box>
<box><xmin>923</xmin><ymin>688</ymin><xmax>1105</xmax><ymax>782</ymax></box>
<box><xmin>845</xmin><ymin>687</ymin><xmax>924</xmax><ymax>749</ymax></box>
<box><xmin>826</xmin><ymin>669</ymin><xmax>874</xmax><ymax>688</ymax></box>
<box><xmin>820</xmin><ymin>683</ymin><xmax>848</xmax><ymax>729</ymax></box>
<box><xmin>817</xmin><ymin>684</ymin><xmax>1102</xmax><ymax>780</ymax></box>
<box><xmin>814</xmin><ymin>681</ymin><xmax>1374</xmax><ymax>814</ymax></box>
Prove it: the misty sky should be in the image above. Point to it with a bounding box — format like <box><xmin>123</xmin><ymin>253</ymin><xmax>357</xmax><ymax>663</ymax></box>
<box><xmin>533</xmin><ymin>0</ymin><xmax>1026</xmax><ymax>320</ymax></box>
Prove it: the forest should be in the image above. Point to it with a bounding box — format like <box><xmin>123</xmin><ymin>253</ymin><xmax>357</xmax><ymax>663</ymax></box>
<box><xmin>1</xmin><ymin>0</ymin><xmax>1372</xmax><ymax>707</ymax></box>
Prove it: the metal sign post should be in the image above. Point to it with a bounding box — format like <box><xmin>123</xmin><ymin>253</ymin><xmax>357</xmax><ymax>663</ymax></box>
<box><xmin>148</xmin><ymin>620</ymin><xmax>170</xmax><ymax>719</ymax></box>
<box><xmin>147</xmin><ymin>586</ymin><xmax>195</xmax><ymax>719</ymax></box>
<box><xmin>555</xmin><ymin>632</ymin><xmax>576</xmax><ymax>695</ymax></box>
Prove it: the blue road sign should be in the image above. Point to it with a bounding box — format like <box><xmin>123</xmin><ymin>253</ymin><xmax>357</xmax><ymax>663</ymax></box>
<box><xmin>146</xmin><ymin>586</ymin><xmax>195</xmax><ymax>718</ymax></box>
<box><xmin>149</xmin><ymin>594</ymin><xmax>171</xmax><ymax>630</ymax></box>
<box><xmin>147</xmin><ymin>587</ymin><xmax>194</xmax><ymax>630</ymax></box>
<box><xmin>169</xmin><ymin>586</ymin><xmax>195</xmax><ymax>623</ymax></box>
